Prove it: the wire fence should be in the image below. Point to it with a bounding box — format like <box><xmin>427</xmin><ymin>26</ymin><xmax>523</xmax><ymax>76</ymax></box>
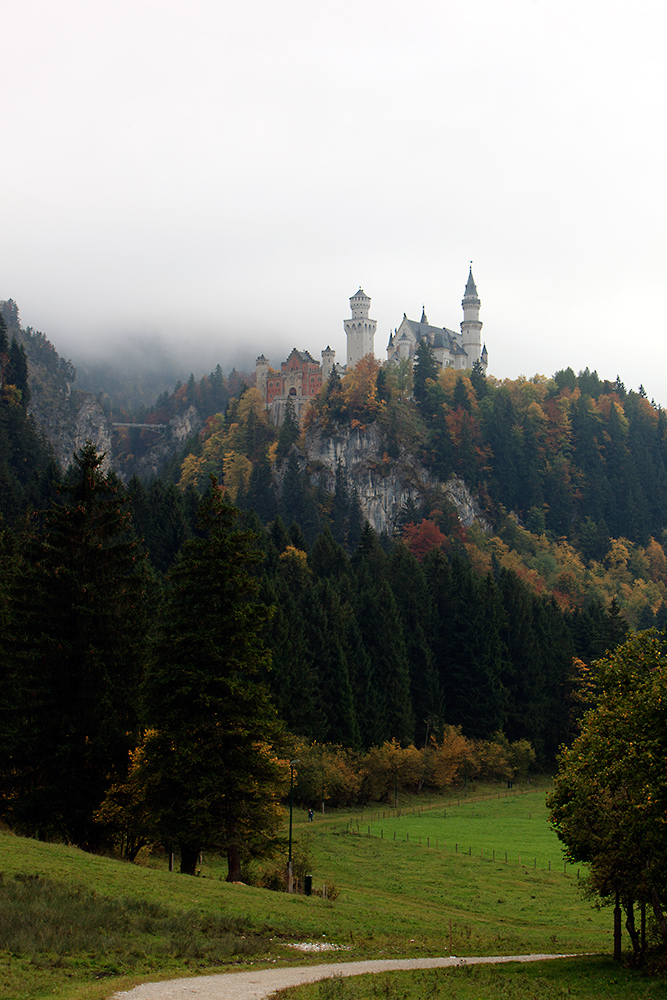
<box><xmin>328</xmin><ymin>787</ymin><xmax>581</xmax><ymax>880</ymax></box>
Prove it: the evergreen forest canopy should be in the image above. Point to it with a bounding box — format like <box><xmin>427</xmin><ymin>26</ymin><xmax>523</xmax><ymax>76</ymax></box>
<box><xmin>2</xmin><ymin>304</ymin><xmax>667</xmax><ymax>890</ymax></box>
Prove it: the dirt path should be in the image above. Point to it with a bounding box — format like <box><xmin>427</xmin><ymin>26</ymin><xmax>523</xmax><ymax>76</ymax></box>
<box><xmin>111</xmin><ymin>953</ymin><xmax>580</xmax><ymax>1000</ymax></box>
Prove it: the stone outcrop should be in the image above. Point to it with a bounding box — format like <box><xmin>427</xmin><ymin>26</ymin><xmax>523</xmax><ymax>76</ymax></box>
<box><xmin>48</xmin><ymin>391</ymin><xmax>114</xmax><ymax>471</ymax></box>
<box><xmin>130</xmin><ymin>405</ymin><xmax>203</xmax><ymax>480</ymax></box>
<box><xmin>303</xmin><ymin>421</ymin><xmax>490</xmax><ymax>535</ymax></box>
<box><xmin>0</xmin><ymin>299</ymin><xmax>116</xmax><ymax>472</ymax></box>
<box><xmin>443</xmin><ymin>476</ymin><xmax>492</xmax><ymax>532</ymax></box>
<box><xmin>28</xmin><ymin>378</ymin><xmax>115</xmax><ymax>473</ymax></box>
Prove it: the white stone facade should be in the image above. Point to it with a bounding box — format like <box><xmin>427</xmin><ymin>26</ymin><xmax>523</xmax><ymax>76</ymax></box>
<box><xmin>344</xmin><ymin>289</ymin><xmax>377</xmax><ymax>369</ymax></box>
<box><xmin>386</xmin><ymin>268</ymin><xmax>488</xmax><ymax>372</ymax></box>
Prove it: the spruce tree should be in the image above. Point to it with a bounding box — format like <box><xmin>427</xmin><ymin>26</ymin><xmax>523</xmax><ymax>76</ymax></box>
<box><xmin>140</xmin><ymin>481</ymin><xmax>284</xmax><ymax>878</ymax></box>
<box><xmin>1</xmin><ymin>444</ymin><xmax>148</xmax><ymax>848</ymax></box>
<box><xmin>388</xmin><ymin>544</ymin><xmax>443</xmax><ymax>745</ymax></box>
<box><xmin>277</xmin><ymin>398</ymin><xmax>300</xmax><ymax>458</ymax></box>
<box><xmin>470</xmin><ymin>359</ymin><xmax>488</xmax><ymax>399</ymax></box>
<box><xmin>7</xmin><ymin>339</ymin><xmax>30</xmax><ymax>406</ymax></box>
<box><xmin>413</xmin><ymin>339</ymin><xmax>440</xmax><ymax>407</ymax></box>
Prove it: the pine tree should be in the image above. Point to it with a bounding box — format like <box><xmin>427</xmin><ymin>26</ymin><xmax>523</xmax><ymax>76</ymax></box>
<box><xmin>0</xmin><ymin>313</ymin><xmax>9</xmax><ymax>362</ymax></box>
<box><xmin>280</xmin><ymin>452</ymin><xmax>305</xmax><ymax>526</ymax></box>
<box><xmin>470</xmin><ymin>359</ymin><xmax>488</xmax><ymax>399</ymax></box>
<box><xmin>140</xmin><ymin>481</ymin><xmax>284</xmax><ymax>878</ymax></box>
<box><xmin>354</xmin><ymin>573</ymin><xmax>415</xmax><ymax>745</ymax></box>
<box><xmin>277</xmin><ymin>398</ymin><xmax>300</xmax><ymax>458</ymax></box>
<box><xmin>245</xmin><ymin>448</ymin><xmax>277</xmax><ymax>523</ymax></box>
<box><xmin>309</xmin><ymin>578</ymin><xmax>360</xmax><ymax>747</ymax></box>
<box><xmin>413</xmin><ymin>339</ymin><xmax>440</xmax><ymax>407</ymax></box>
<box><xmin>452</xmin><ymin>376</ymin><xmax>471</xmax><ymax>412</ymax></box>
<box><xmin>264</xmin><ymin>565</ymin><xmax>327</xmax><ymax>741</ymax></box>
<box><xmin>388</xmin><ymin>544</ymin><xmax>442</xmax><ymax>745</ymax></box>
<box><xmin>331</xmin><ymin>461</ymin><xmax>349</xmax><ymax>545</ymax></box>
<box><xmin>1</xmin><ymin>444</ymin><xmax>148</xmax><ymax>848</ymax></box>
<box><xmin>146</xmin><ymin>479</ymin><xmax>191</xmax><ymax>572</ymax></box>
<box><xmin>309</xmin><ymin>526</ymin><xmax>349</xmax><ymax>580</ymax></box>
<box><xmin>7</xmin><ymin>339</ymin><xmax>30</xmax><ymax>406</ymax></box>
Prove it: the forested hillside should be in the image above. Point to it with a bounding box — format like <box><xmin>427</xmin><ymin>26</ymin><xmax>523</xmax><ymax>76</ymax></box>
<box><xmin>2</xmin><ymin>316</ymin><xmax>662</xmax><ymax>878</ymax></box>
<box><xmin>140</xmin><ymin>351</ymin><xmax>667</xmax><ymax>630</ymax></box>
<box><xmin>0</xmin><ymin>443</ymin><xmax>627</xmax><ymax>872</ymax></box>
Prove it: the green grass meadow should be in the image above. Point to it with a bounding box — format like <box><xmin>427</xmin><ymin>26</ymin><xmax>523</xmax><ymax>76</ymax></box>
<box><xmin>0</xmin><ymin>782</ymin><xmax>659</xmax><ymax>1000</ymax></box>
<box><xmin>274</xmin><ymin>959</ymin><xmax>667</xmax><ymax>1000</ymax></box>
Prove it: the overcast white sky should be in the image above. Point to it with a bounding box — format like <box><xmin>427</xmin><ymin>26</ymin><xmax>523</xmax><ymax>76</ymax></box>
<box><xmin>2</xmin><ymin>0</ymin><xmax>666</xmax><ymax>400</ymax></box>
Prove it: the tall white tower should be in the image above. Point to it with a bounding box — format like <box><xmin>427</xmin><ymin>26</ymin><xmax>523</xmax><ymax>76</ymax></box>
<box><xmin>345</xmin><ymin>288</ymin><xmax>376</xmax><ymax>369</ymax></box>
<box><xmin>460</xmin><ymin>267</ymin><xmax>483</xmax><ymax>368</ymax></box>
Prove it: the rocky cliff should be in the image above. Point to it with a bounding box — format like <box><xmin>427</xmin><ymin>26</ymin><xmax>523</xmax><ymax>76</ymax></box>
<box><xmin>1</xmin><ymin>300</ymin><xmax>115</xmax><ymax>471</ymax></box>
<box><xmin>40</xmin><ymin>388</ymin><xmax>115</xmax><ymax>472</ymax></box>
<box><xmin>129</xmin><ymin>404</ymin><xmax>203</xmax><ymax>480</ymax></box>
<box><xmin>303</xmin><ymin>420</ymin><xmax>490</xmax><ymax>535</ymax></box>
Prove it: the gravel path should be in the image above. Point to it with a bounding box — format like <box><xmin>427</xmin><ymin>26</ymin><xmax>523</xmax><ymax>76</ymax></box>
<box><xmin>111</xmin><ymin>953</ymin><xmax>579</xmax><ymax>1000</ymax></box>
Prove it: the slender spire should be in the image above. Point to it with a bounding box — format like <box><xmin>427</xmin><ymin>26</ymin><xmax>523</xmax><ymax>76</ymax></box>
<box><xmin>464</xmin><ymin>265</ymin><xmax>478</xmax><ymax>299</ymax></box>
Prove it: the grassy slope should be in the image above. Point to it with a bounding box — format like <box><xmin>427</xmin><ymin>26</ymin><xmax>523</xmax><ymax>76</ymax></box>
<box><xmin>275</xmin><ymin>959</ymin><xmax>667</xmax><ymax>1000</ymax></box>
<box><xmin>0</xmin><ymin>785</ymin><xmax>633</xmax><ymax>1000</ymax></box>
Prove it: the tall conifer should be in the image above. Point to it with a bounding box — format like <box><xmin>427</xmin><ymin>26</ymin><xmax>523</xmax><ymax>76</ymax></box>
<box><xmin>1</xmin><ymin>444</ymin><xmax>147</xmax><ymax>848</ymax></box>
<box><xmin>140</xmin><ymin>481</ymin><xmax>284</xmax><ymax>878</ymax></box>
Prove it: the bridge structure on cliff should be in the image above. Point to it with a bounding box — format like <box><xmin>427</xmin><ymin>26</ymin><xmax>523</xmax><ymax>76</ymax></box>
<box><xmin>111</xmin><ymin>422</ymin><xmax>168</xmax><ymax>432</ymax></box>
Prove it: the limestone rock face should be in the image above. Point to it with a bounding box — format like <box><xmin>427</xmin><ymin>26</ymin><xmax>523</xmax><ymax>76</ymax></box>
<box><xmin>30</xmin><ymin>385</ymin><xmax>114</xmax><ymax>472</ymax></box>
<box><xmin>131</xmin><ymin>405</ymin><xmax>203</xmax><ymax>480</ymax></box>
<box><xmin>303</xmin><ymin>421</ymin><xmax>490</xmax><ymax>535</ymax></box>
<box><xmin>67</xmin><ymin>393</ymin><xmax>114</xmax><ymax>470</ymax></box>
<box><xmin>443</xmin><ymin>476</ymin><xmax>491</xmax><ymax>531</ymax></box>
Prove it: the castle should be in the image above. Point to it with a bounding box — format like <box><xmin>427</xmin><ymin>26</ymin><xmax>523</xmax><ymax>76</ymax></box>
<box><xmin>387</xmin><ymin>268</ymin><xmax>487</xmax><ymax>372</ymax></box>
<box><xmin>256</xmin><ymin>268</ymin><xmax>487</xmax><ymax>423</ymax></box>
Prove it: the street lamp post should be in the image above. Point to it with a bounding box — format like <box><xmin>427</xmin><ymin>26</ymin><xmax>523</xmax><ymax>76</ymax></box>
<box><xmin>287</xmin><ymin>759</ymin><xmax>299</xmax><ymax>893</ymax></box>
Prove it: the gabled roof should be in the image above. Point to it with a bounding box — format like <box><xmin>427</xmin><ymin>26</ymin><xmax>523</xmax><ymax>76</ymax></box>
<box><xmin>402</xmin><ymin>317</ymin><xmax>461</xmax><ymax>351</ymax></box>
<box><xmin>283</xmin><ymin>347</ymin><xmax>317</xmax><ymax>365</ymax></box>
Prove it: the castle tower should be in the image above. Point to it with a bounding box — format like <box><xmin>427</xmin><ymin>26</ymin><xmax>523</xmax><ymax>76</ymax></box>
<box><xmin>321</xmin><ymin>345</ymin><xmax>336</xmax><ymax>380</ymax></box>
<box><xmin>460</xmin><ymin>267</ymin><xmax>483</xmax><ymax>369</ymax></box>
<box><xmin>345</xmin><ymin>288</ymin><xmax>376</xmax><ymax>369</ymax></box>
<box><xmin>255</xmin><ymin>354</ymin><xmax>270</xmax><ymax>401</ymax></box>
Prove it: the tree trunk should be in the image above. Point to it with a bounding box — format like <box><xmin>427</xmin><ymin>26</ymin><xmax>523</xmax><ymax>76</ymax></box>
<box><xmin>226</xmin><ymin>812</ymin><xmax>242</xmax><ymax>882</ymax></box>
<box><xmin>179</xmin><ymin>841</ymin><xmax>200</xmax><ymax>875</ymax></box>
<box><xmin>624</xmin><ymin>899</ymin><xmax>643</xmax><ymax>967</ymax></box>
<box><xmin>651</xmin><ymin>890</ymin><xmax>667</xmax><ymax>949</ymax></box>
<box><xmin>226</xmin><ymin>842</ymin><xmax>242</xmax><ymax>882</ymax></box>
